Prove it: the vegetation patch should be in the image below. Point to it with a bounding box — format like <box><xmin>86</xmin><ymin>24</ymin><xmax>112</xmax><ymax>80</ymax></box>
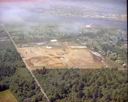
<box><xmin>0</xmin><ymin>90</ymin><xmax>17</xmax><ymax>102</ymax></box>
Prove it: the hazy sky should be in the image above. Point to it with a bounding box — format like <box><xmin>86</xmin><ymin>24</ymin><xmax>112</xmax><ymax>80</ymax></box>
<box><xmin>0</xmin><ymin>0</ymin><xmax>126</xmax><ymax>3</ymax></box>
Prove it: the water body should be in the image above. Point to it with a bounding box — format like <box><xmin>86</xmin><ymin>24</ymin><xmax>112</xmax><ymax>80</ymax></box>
<box><xmin>0</xmin><ymin>0</ymin><xmax>127</xmax><ymax>30</ymax></box>
<box><xmin>25</xmin><ymin>15</ymin><xmax>127</xmax><ymax>31</ymax></box>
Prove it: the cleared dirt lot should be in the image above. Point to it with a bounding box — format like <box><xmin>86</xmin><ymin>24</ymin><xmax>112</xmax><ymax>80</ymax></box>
<box><xmin>18</xmin><ymin>46</ymin><xmax>106</xmax><ymax>70</ymax></box>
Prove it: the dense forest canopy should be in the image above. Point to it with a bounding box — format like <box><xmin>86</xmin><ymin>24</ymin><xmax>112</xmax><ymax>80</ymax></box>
<box><xmin>34</xmin><ymin>68</ymin><xmax>128</xmax><ymax>102</ymax></box>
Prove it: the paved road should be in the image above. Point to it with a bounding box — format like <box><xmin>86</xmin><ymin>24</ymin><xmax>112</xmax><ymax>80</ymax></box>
<box><xmin>1</xmin><ymin>24</ymin><xmax>50</xmax><ymax>102</ymax></box>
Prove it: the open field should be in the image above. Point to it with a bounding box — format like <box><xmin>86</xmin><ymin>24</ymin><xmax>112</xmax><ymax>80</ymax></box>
<box><xmin>0</xmin><ymin>90</ymin><xmax>17</xmax><ymax>102</ymax></box>
<box><xmin>18</xmin><ymin>46</ymin><xmax>106</xmax><ymax>70</ymax></box>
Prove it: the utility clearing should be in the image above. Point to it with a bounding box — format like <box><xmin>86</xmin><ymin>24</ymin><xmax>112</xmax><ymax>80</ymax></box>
<box><xmin>18</xmin><ymin>46</ymin><xmax>106</xmax><ymax>70</ymax></box>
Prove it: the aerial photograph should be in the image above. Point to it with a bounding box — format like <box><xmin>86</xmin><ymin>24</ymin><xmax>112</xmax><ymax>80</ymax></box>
<box><xmin>0</xmin><ymin>0</ymin><xmax>127</xmax><ymax>102</ymax></box>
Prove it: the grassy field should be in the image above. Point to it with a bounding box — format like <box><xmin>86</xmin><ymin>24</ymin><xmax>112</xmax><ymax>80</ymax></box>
<box><xmin>0</xmin><ymin>90</ymin><xmax>17</xmax><ymax>102</ymax></box>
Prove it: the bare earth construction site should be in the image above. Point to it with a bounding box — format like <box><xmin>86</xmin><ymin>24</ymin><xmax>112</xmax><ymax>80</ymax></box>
<box><xmin>18</xmin><ymin>45</ymin><xmax>105</xmax><ymax>70</ymax></box>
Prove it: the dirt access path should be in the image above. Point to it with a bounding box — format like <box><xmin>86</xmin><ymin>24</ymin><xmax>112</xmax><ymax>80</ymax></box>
<box><xmin>2</xmin><ymin>24</ymin><xmax>50</xmax><ymax>102</ymax></box>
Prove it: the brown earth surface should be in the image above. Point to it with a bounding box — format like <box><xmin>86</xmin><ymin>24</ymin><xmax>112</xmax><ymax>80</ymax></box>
<box><xmin>17</xmin><ymin>46</ymin><xmax>106</xmax><ymax>70</ymax></box>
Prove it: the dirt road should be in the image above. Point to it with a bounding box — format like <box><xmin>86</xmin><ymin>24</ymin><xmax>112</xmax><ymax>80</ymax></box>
<box><xmin>2</xmin><ymin>24</ymin><xmax>50</xmax><ymax>102</ymax></box>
